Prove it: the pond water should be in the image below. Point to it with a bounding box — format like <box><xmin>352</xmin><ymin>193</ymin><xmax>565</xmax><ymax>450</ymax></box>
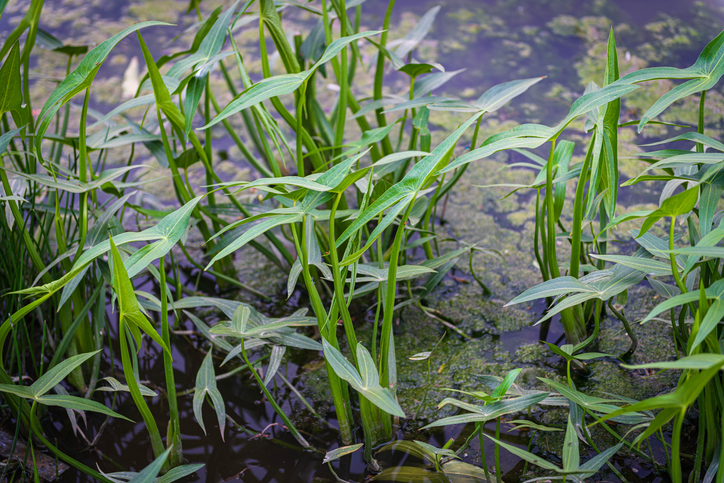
<box><xmin>2</xmin><ymin>0</ymin><xmax>724</xmax><ymax>481</ymax></box>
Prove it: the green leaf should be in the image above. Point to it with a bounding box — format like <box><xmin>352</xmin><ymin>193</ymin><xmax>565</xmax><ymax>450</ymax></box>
<box><xmin>128</xmin><ymin>448</ymin><xmax>171</xmax><ymax>483</ymax></box>
<box><xmin>8</xmin><ymin>166</ymin><xmax>147</xmax><ymax>194</ymax></box>
<box><xmin>622</xmin><ymin>354</ymin><xmax>724</xmax><ymax>370</ymax></box>
<box><xmin>193</xmin><ymin>351</ymin><xmax>226</xmax><ymax>440</ymax></box>
<box><xmin>590</xmin><ymin>254</ymin><xmax>672</xmax><ymax>276</ymax></box>
<box><xmin>414</xmin><ymin>69</ymin><xmax>465</xmax><ymax>98</ymax></box>
<box><xmin>184</xmin><ymin>74</ymin><xmax>206</xmax><ymax>135</ymax></box>
<box><xmin>30</xmin><ymin>351</ymin><xmax>100</xmax><ymax>397</ymax></box>
<box><xmin>642</xmin><ymin>131</ymin><xmax>724</xmax><ymax>153</ymax></box>
<box><xmin>203</xmin><ymin>30</ymin><xmax>382</xmax><ymax>130</ymax></box>
<box><xmin>393</xmin><ymin>6</ymin><xmax>440</xmax><ymax>59</ymax></box>
<box><xmin>611</xmin><ymin>31</ymin><xmax>724</xmax><ymax>131</ymax></box>
<box><xmin>0</xmin><ymin>384</ymin><xmax>35</xmax><ymax>399</ymax></box>
<box><xmin>154</xmin><ymin>464</ymin><xmax>205</xmax><ymax>483</ymax></box>
<box><xmin>506</xmin><ymin>277</ymin><xmax>595</xmax><ymax>306</ymax></box>
<box><xmin>474</xmin><ymin>76</ymin><xmax>545</xmax><ymax>112</ymax></box>
<box><xmin>484</xmin><ymin>433</ymin><xmax>561</xmax><ymax>472</ymax></box>
<box><xmin>322</xmin><ymin>340</ymin><xmax>405</xmax><ymax>417</ymax></box>
<box><xmin>35</xmin><ymin>394</ymin><xmax>131</xmax><ymax>421</ymax></box>
<box><xmin>562</xmin><ymin>415</ymin><xmax>579</xmax><ymax>472</ymax></box>
<box><xmin>323</xmin><ymin>443</ymin><xmax>364</xmax><ymax>464</ymax></box>
<box><xmin>336</xmin><ymin>111</ymin><xmax>484</xmax><ymax>254</ymax></box>
<box><xmin>35</xmin><ymin>21</ymin><xmax>171</xmax><ymax>162</ymax></box>
<box><xmin>0</xmin><ymin>42</ymin><xmax>24</xmax><ymax>125</ymax></box>
<box><xmin>96</xmin><ymin>376</ymin><xmax>158</xmax><ymax>397</ymax></box>
<box><xmin>168</xmin><ymin>0</ymin><xmax>244</xmax><ymax>78</ymax></box>
<box><xmin>423</xmin><ymin>392</ymin><xmax>549</xmax><ymax>429</ymax></box>
<box><xmin>202</xmin><ymin>71</ymin><xmax>308</xmax><ymax>130</ymax></box>
<box><xmin>638</xmin><ymin>186</ymin><xmax>698</xmax><ymax>238</ymax></box>
<box><xmin>312</xmin><ymin>30</ymin><xmax>384</xmax><ymax>69</ymax></box>
<box><xmin>110</xmin><ymin>238</ymin><xmax>169</xmax><ymax>354</ymax></box>
<box><xmin>579</xmin><ymin>443</ymin><xmax>623</xmax><ymax>473</ymax></box>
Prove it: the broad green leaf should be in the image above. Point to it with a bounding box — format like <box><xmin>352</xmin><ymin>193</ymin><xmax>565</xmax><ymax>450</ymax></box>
<box><xmin>610</xmin><ymin>31</ymin><xmax>724</xmax><ymax>130</ymax></box>
<box><xmin>205</xmin><ymin>213</ymin><xmax>302</xmax><ymax>269</ymax></box>
<box><xmin>8</xmin><ymin>166</ymin><xmax>146</xmax><ymax>194</ymax></box>
<box><xmin>414</xmin><ymin>69</ymin><xmax>465</xmax><ymax>98</ymax></box>
<box><xmin>0</xmin><ymin>384</ymin><xmax>35</xmax><ymax>399</ymax></box>
<box><xmin>492</xmin><ymin>368</ymin><xmax>522</xmax><ymax>398</ymax></box>
<box><xmin>474</xmin><ymin>76</ymin><xmax>545</xmax><ymax>112</ymax></box>
<box><xmin>0</xmin><ymin>42</ymin><xmax>24</xmax><ymax>125</ymax></box>
<box><xmin>638</xmin><ymin>186</ymin><xmax>699</xmax><ymax>238</ymax></box>
<box><xmin>579</xmin><ymin>443</ymin><xmax>623</xmax><ymax>473</ymax></box>
<box><xmin>312</xmin><ymin>30</ymin><xmax>383</xmax><ymax>69</ymax></box>
<box><xmin>506</xmin><ymin>277</ymin><xmax>595</xmax><ymax>306</ymax></box>
<box><xmin>642</xmin><ymin>131</ymin><xmax>724</xmax><ymax>153</ymax></box>
<box><xmin>590</xmin><ymin>254</ymin><xmax>672</xmax><ymax>276</ymax></box>
<box><xmin>110</xmin><ymin>238</ymin><xmax>169</xmax><ymax>354</ymax></box>
<box><xmin>484</xmin><ymin>434</ymin><xmax>561</xmax><ymax>472</ymax></box>
<box><xmin>55</xmin><ymin>196</ymin><xmax>201</xmax><ymax>309</ymax></box>
<box><xmin>323</xmin><ymin>340</ymin><xmax>405</xmax><ymax>417</ymax></box>
<box><xmin>393</xmin><ymin>6</ymin><xmax>440</xmax><ymax>59</ymax></box>
<box><xmin>336</xmin><ymin>111</ymin><xmax>484</xmax><ymax>252</ymax></box>
<box><xmin>562</xmin><ymin>416</ymin><xmax>579</xmax><ymax>472</ymax></box>
<box><xmin>203</xmin><ymin>30</ymin><xmax>381</xmax><ymax>130</ymax></box>
<box><xmin>263</xmin><ymin>345</ymin><xmax>285</xmax><ymax>387</ymax></box>
<box><xmin>193</xmin><ymin>351</ymin><xmax>226</xmax><ymax>440</ymax></box>
<box><xmin>118</xmin><ymin>196</ymin><xmax>203</xmax><ymax>279</ymax></box>
<box><xmin>323</xmin><ymin>443</ymin><xmax>363</xmax><ymax>464</ymax></box>
<box><xmin>201</xmin><ymin>71</ymin><xmax>308</xmax><ymax>128</ymax></box>
<box><xmin>31</xmin><ymin>351</ymin><xmax>99</xmax><ymax>397</ymax></box>
<box><xmin>35</xmin><ymin>395</ymin><xmax>130</xmax><ymax>421</ymax></box>
<box><xmin>541</xmin><ymin>378</ymin><xmax>649</xmax><ymax>424</ymax></box>
<box><xmin>128</xmin><ymin>448</ymin><xmax>171</xmax><ymax>483</ymax></box>
<box><xmin>168</xmin><ymin>0</ymin><xmax>245</xmax><ymax>78</ymax></box>
<box><xmin>622</xmin><ymin>354</ymin><xmax>724</xmax><ymax>370</ymax></box>
<box><xmin>96</xmin><ymin>376</ymin><xmax>158</xmax><ymax>397</ymax></box>
<box><xmin>423</xmin><ymin>392</ymin><xmax>549</xmax><ymax>428</ymax></box>
<box><xmin>184</xmin><ymin>74</ymin><xmax>206</xmax><ymax>135</ymax></box>
<box><xmin>35</xmin><ymin>21</ymin><xmax>171</xmax><ymax>162</ymax></box>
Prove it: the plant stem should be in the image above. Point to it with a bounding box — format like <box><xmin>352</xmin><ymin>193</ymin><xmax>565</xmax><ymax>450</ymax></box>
<box><xmin>160</xmin><ymin>257</ymin><xmax>182</xmax><ymax>466</ymax></box>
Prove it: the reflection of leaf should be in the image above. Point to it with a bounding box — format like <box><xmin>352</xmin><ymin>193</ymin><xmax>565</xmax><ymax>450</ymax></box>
<box><xmin>441</xmin><ymin>461</ymin><xmax>489</xmax><ymax>482</ymax></box>
<box><xmin>371</xmin><ymin>466</ymin><xmax>446</xmax><ymax>482</ymax></box>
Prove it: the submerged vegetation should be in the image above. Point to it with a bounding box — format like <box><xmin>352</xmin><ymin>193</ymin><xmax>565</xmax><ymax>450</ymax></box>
<box><xmin>1</xmin><ymin>0</ymin><xmax>724</xmax><ymax>481</ymax></box>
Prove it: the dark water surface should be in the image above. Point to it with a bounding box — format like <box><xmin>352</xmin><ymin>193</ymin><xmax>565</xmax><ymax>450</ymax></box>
<box><xmin>2</xmin><ymin>0</ymin><xmax>724</xmax><ymax>481</ymax></box>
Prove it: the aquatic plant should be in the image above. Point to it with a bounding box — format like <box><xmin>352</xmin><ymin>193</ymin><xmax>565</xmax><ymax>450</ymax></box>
<box><xmin>2</xmin><ymin>0</ymin><xmax>724</xmax><ymax>481</ymax></box>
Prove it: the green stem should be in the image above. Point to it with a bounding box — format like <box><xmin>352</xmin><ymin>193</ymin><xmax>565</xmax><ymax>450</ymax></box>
<box><xmin>239</xmin><ymin>337</ymin><xmax>310</xmax><ymax>448</ymax></box>
<box><xmin>160</xmin><ymin>257</ymin><xmax>182</xmax><ymax>467</ymax></box>
<box><xmin>697</xmin><ymin>90</ymin><xmax>707</xmax><ymax>153</ymax></box>
<box><xmin>379</xmin><ymin>203</ymin><xmax>415</xmax><ymax>388</ymax></box>
<box><xmin>670</xmin><ymin>409</ymin><xmax>685</xmax><ymax>483</ymax></box>
<box><xmin>372</xmin><ymin>0</ymin><xmax>396</xmax><ymax>156</ymax></box>
<box><xmin>495</xmin><ymin>418</ymin><xmax>502</xmax><ymax>483</ymax></box>
<box><xmin>119</xmin><ymin>324</ymin><xmax>166</xmax><ymax>464</ymax></box>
